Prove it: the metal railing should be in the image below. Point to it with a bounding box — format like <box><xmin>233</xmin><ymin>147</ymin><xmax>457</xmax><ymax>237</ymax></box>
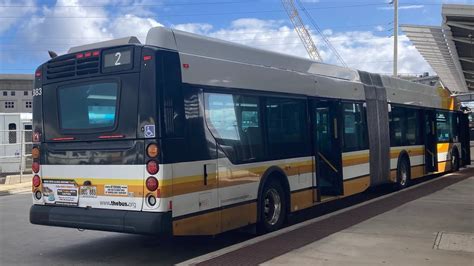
<box><xmin>0</xmin><ymin>129</ymin><xmax>33</xmax><ymax>182</ymax></box>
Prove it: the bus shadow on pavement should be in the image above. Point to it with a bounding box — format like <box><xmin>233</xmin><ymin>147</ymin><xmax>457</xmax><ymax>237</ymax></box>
<box><xmin>45</xmin><ymin>230</ymin><xmax>254</xmax><ymax>265</ymax></box>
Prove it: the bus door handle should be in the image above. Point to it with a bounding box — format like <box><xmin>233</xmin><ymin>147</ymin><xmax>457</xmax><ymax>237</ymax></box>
<box><xmin>333</xmin><ymin>118</ymin><xmax>338</xmax><ymax>139</ymax></box>
<box><xmin>204</xmin><ymin>165</ymin><xmax>208</xmax><ymax>186</ymax></box>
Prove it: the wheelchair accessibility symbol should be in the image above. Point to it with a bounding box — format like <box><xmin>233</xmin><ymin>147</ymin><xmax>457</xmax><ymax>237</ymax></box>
<box><xmin>144</xmin><ymin>125</ymin><xmax>155</xmax><ymax>138</ymax></box>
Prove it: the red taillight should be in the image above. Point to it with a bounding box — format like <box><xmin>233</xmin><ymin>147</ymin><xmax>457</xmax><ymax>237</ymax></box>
<box><xmin>51</xmin><ymin>137</ymin><xmax>75</xmax><ymax>141</ymax></box>
<box><xmin>85</xmin><ymin>52</ymin><xmax>92</xmax><ymax>57</ymax></box>
<box><xmin>143</xmin><ymin>55</ymin><xmax>152</xmax><ymax>61</ymax></box>
<box><xmin>146</xmin><ymin>176</ymin><xmax>158</xmax><ymax>191</ymax></box>
<box><xmin>76</xmin><ymin>53</ymin><xmax>84</xmax><ymax>59</ymax></box>
<box><xmin>32</xmin><ymin>162</ymin><xmax>40</xmax><ymax>173</ymax></box>
<box><xmin>92</xmin><ymin>51</ymin><xmax>100</xmax><ymax>56</ymax></box>
<box><xmin>147</xmin><ymin>160</ymin><xmax>159</xmax><ymax>175</ymax></box>
<box><xmin>35</xmin><ymin>70</ymin><xmax>41</xmax><ymax>77</ymax></box>
<box><xmin>33</xmin><ymin>175</ymin><xmax>41</xmax><ymax>187</ymax></box>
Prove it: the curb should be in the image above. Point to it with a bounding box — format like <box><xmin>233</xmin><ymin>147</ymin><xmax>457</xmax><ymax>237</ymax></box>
<box><xmin>0</xmin><ymin>182</ymin><xmax>32</xmax><ymax>196</ymax></box>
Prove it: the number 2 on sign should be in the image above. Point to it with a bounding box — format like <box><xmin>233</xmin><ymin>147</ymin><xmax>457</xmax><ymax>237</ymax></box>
<box><xmin>115</xmin><ymin>52</ymin><xmax>122</xmax><ymax>65</ymax></box>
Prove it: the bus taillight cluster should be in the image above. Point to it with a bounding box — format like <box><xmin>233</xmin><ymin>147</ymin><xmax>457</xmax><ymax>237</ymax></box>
<box><xmin>145</xmin><ymin>143</ymin><xmax>160</xmax><ymax>206</ymax></box>
<box><xmin>32</xmin><ymin>147</ymin><xmax>42</xmax><ymax>199</ymax></box>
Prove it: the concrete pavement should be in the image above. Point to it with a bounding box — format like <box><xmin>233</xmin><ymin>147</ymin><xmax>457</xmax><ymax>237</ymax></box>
<box><xmin>266</xmin><ymin>176</ymin><xmax>474</xmax><ymax>265</ymax></box>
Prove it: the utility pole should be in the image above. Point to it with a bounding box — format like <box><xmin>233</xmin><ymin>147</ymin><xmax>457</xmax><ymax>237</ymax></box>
<box><xmin>393</xmin><ymin>0</ymin><xmax>398</xmax><ymax>77</ymax></box>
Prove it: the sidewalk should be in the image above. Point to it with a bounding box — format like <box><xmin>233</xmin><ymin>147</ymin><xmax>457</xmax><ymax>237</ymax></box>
<box><xmin>192</xmin><ymin>169</ymin><xmax>474</xmax><ymax>265</ymax></box>
<box><xmin>265</xmin><ymin>175</ymin><xmax>474</xmax><ymax>265</ymax></box>
<box><xmin>0</xmin><ymin>180</ymin><xmax>31</xmax><ymax>196</ymax></box>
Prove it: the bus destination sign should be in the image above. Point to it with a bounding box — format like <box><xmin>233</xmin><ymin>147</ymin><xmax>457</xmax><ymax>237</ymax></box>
<box><xmin>103</xmin><ymin>48</ymin><xmax>132</xmax><ymax>68</ymax></box>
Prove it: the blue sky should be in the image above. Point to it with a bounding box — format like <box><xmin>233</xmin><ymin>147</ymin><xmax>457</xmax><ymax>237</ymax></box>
<box><xmin>0</xmin><ymin>0</ymin><xmax>472</xmax><ymax>75</ymax></box>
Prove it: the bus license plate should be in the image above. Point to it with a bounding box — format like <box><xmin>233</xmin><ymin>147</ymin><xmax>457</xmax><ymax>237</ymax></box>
<box><xmin>79</xmin><ymin>186</ymin><xmax>97</xmax><ymax>198</ymax></box>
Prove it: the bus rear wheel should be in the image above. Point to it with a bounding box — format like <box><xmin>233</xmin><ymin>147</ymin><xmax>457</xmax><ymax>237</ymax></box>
<box><xmin>396</xmin><ymin>158</ymin><xmax>410</xmax><ymax>189</ymax></box>
<box><xmin>258</xmin><ymin>180</ymin><xmax>287</xmax><ymax>233</ymax></box>
<box><xmin>451</xmin><ymin>149</ymin><xmax>460</xmax><ymax>172</ymax></box>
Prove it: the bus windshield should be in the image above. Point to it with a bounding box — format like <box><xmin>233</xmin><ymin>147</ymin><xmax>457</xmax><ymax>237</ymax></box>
<box><xmin>58</xmin><ymin>82</ymin><xmax>118</xmax><ymax>130</ymax></box>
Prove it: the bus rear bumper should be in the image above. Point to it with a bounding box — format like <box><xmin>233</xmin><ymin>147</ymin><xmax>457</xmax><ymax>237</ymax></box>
<box><xmin>30</xmin><ymin>205</ymin><xmax>172</xmax><ymax>235</ymax></box>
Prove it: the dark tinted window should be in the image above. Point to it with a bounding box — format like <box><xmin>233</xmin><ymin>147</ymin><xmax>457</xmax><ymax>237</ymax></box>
<box><xmin>406</xmin><ymin>109</ymin><xmax>420</xmax><ymax>145</ymax></box>
<box><xmin>58</xmin><ymin>82</ymin><xmax>118</xmax><ymax>130</ymax></box>
<box><xmin>342</xmin><ymin>102</ymin><xmax>368</xmax><ymax>152</ymax></box>
<box><xmin>389</xmin><ymin>105</ymin><xmax>421</xmax><ymax>146</ymax></box>
<box><xmin>8</xmin><ymin>123</ymin><xmax>16</xmax><ymax>144</ymax></box>
<box><xmin>265</xmin><ymin>97</ymin><xmax>308</xmax><ymax>157</ymax></box>
<box><xmin>389</xmin><ymin>106</ymin><xmax>403</xmax><ymax>146</ymax></box>
<box><xmin>205</xmin><ymin>93</ymin><xmax>263</xmax><ymax>163</ymax></box>
<box><xmin>452</xmin><ymin>113</ymin><xmax>459</xmax><ymax>142</ymax></box>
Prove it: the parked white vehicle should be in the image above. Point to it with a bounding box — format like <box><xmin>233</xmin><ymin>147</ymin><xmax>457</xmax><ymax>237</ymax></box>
<box><xmin>0</xmin><ymin>113</ymin><xmax>32</xmax><ymax>175</ymax></box>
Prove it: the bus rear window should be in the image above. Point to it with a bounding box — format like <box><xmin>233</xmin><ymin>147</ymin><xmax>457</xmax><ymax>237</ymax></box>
<box><xmin>58</xmin><ymin>82</ymin><xmax>118</xmax><ymax>130</ymax></box>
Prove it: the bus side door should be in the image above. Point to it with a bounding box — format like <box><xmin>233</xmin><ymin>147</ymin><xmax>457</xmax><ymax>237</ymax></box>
<box><xmin>312</xmin><ymin>99</ymin><xmax>344</xmax><ymax>197</ymax></box>
<box><xmin>424</xmin><ymin>109</ymin><xmax>438</xmax><ymax>172</ymax></box>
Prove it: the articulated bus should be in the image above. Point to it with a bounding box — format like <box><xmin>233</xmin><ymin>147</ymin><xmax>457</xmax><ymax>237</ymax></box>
<box><xmin>30</xmin><ymin>27</ymin><xmax>470</xmax><ymax>236</ymax></box>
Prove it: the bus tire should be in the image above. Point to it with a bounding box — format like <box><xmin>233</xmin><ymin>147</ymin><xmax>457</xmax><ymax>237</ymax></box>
<box><xmin>257</xmin><ymin>179</ymin><xmax>287</xmax><ymax>233</ymax></box>
<box><xmin>451</xmin><ymin>148</ymin><xmax>460</xmax><ymax>172</ymax></box>
<box><xmin>396</xmin><ymin>156</ymin><xmax>410</xmax><ymax>189</ymax></box>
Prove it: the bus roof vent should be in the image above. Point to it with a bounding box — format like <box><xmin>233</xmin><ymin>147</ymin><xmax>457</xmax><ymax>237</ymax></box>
<box><xmin>68</xmin><ymin>37</ymin><xmax>141</xmax><ymax>53</ymax></box>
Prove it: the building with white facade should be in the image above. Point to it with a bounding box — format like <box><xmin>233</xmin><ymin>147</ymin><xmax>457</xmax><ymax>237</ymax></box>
<box><xmin>0</xmin><ymin>74</ymin><xmax>34</xmax><ymax>113</ymax></box>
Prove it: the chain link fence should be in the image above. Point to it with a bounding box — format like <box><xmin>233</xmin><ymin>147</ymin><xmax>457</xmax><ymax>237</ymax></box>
<box><xmin>0</xmin><ymin>129</ymin><xmax>32</xmax><ymax>183</ymax></box>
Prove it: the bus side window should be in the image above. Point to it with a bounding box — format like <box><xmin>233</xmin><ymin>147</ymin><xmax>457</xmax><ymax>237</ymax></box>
<box><xmin>204</xmin><ymin>93</ymin><xmax>263</xmax><ymax>163</ymax></box>
<box><xmin>265</xmin><ymin>97</ymin><xmax>309</xmax><ymax>158</ymax></box>
<box><xmin>342</xmin><ymin>102</ymin><xmax>368</xmax><ymax>152</ymax></box>
<box><xmin>436</xmin><ymin>112</ymin><xmax>451</xmax><ymax>142</ymax></box>
<box><xmin>8</xmin><ymin>123</ymin><xmax>17</xmax><ymax>144</ymax></box>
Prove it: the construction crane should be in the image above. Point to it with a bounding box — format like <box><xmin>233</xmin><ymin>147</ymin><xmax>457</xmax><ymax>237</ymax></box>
<box><xmin>281</xmin><ymin>0</ymin><xmax>323</xmax><ymax>62</ymax></box>
<box><xmin>281</xmin><ymin>0</ymin><xmax>348</xmax><ymax>67</ymax></box>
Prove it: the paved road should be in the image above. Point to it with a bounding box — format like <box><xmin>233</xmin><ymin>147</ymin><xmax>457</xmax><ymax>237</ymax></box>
<box><xmin>0</xmin><ymin>194</ymin><xmax>254</xmax><ymax>265</ymax></box>
<box><xmin>0</xmin><ymin>174</ymin><xmax>447</xmax><ymax>266</ymax></box>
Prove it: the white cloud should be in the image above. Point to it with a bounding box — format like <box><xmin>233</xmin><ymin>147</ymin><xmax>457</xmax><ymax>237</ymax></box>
<box><xmin>0</xmin><ymin>0</ymin><xmax>37</xmax><ymax>34</ymax></box>
<box><xmin>18</xmin><ymin>0</ymin><xmax>112</xmax><ymax>55</ymax></box>
<box><xmin>375</xmin><ymin>25</ymin><xmax>385</xmax><ymax>32</ymax></box>
<box><xmin>3</xmin><ymin>3</ymin><xmax>432</xmax><ymax>77</ymax></box>
<box><xmin>173</xmin><ymin>23</ymin><xmax>213</xmax><ymax>35</ymax></box>
<box><xmin>14</xmin><ymin>0</ymin><xmax>162</xmax><ymax>55</ymax></box>
<box><xmin>173</xmin><ymin>19</ymin><xmax>432</xmax><ymax>76</ymax></box>
<box><xmin>322</xmin><ymin>29</ymin><xmax>333</xmax><ymax>36</ymax></box>
<box><xmin>108</xmin><ymin>14</ymin><xmax>163</xmax><ymax>39</ymax></box>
